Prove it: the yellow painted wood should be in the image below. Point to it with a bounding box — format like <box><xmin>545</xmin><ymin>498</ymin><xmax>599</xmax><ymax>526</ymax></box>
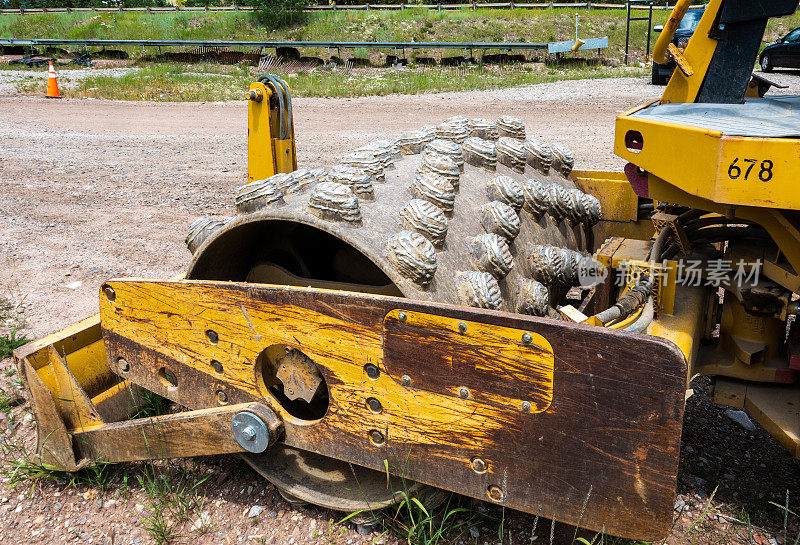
<box><xmin>49</xmin><ymin>346</ymin><xmax>105</xmax><ymax>429</ymax></box>
<box><xmin>73</xmin><ymin>402</ymin><xmax>281</xmax><ymax>463</ymax></box>
<box><xmin>99</xmin><ymin>280</ymin><xmax>559</xmax><ymax>466</ymax></box>
<box><xmin>382</xmin><ymin>309</ymin><xmax>554</xmax><ymax>414</ymax></box>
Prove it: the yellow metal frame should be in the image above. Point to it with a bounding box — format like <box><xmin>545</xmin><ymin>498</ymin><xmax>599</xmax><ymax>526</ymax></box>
<box><xmin>659</xmin><ymin>0</ymin><xmax>724</xmax><ymax>104</ymax></box>
<box><xmin>616</xmin><ymin>106</ymin><xmax>800</xmax><ymax>211</ymax></box>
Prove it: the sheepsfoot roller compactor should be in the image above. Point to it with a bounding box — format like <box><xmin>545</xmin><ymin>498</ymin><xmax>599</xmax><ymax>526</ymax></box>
<box><xmin>14</xmin><ymin>2</ymin><xmax>800</xmax><ymax>537</ymax></box>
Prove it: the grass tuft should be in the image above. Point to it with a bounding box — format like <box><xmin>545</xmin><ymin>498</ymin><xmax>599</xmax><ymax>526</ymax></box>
<box><xmin>137</xmin><ymin>460</ymin><xmax>211</xmax><ymax>545</ymax></box>
<box><xmin>0</xmin><ymin>296</ymin><xmax>29</xmax><ymax>360</ymax></box>
<box><xmin>0</xmin><ymin>438</ymin><xmax>119</xmax><ymax>491</ymax></box>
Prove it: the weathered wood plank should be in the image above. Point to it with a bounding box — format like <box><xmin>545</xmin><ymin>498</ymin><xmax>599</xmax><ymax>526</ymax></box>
<box><xmin>99</xmin><ymin>279</ymin><xmax>686</xmax><ymax>541</ymax></box>
<box><xmin>73</xmin><ymin>402</ymin><xmax>281</xmax><ymax>463</ymax></box>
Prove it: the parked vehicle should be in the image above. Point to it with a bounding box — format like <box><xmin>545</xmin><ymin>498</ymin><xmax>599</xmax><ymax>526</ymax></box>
<box><xmin>760</xmin><ymin>27</ymin><xmax>800</xmax><ymax>71</ymax></box>
<box><xmin>651</xmin><ymin>8</ymin><xmax>705</xmax><ymax>85</ymax></box>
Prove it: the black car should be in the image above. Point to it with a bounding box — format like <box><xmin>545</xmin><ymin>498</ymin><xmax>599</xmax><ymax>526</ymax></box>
<box><xmin>760</xmin><ymin>27</ymin><xmax>800</xmax><ymax>71</ymax></box>
<box><xmin>651</xmin><ymin>8</ymin><xmax>705</xmax><ymax>85</ymax></box>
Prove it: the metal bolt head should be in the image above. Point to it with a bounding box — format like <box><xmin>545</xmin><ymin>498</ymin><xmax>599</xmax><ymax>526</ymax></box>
<box><xmin>470</xmin><ymin>457</ymin><xmax>487</xmax><ymax>474</ymax></box>
<box><xmin>458</xmin><ymin>321</ymin><xmax>467</xmax><ymax>334</ymax></box>
<box><xmin>211</xmin><ymin>360</ymin><xmax>223</xmax><ymax>374</ymax></box>
<box><xmin>487</xmin><ymin>485</ymin><xmax>504</xmax><ymax>502</ymax></box>
<box><xmin>459</xmin><ymin>387</ymin><xmax>469</xmax><ymax>399</ymax></box>
<box><xmin>401</xmin><ymin>375</ymin><xmax>411</xmax><ymax>386</ymax></box>
<box><xmin>102</xmin><ymin>285</ymin><xmax>116</xmax><ymax>302</ymax></box>
<box><xmin>206</xmin><ymin>329</ymin><xmax>219</xmax><ymax>344</ymax></box>
<box><xmin>117</xmin><ymin>357</ymin><xmax>129</xmax><ymax>373</ymax></box>
<box><xmin>247</xmin><ymin>88</ymin><xmax>263</xmax><ymax>102</ymax></box>
<box><xmin>521</xmin><ymin>401</ymin><xmax>532</xmax><ymax>413</ymax></box>
<box><xmin>216</xmin><ymin>390</ymin><xmax>228</xmax><ymax>403</ymax></box>
<box><xmin>522</xmin><ymin>332</ymin><xmax>533</xmax><ymax>344</ymax></box>
<box><xmin>240</xmin><ymin>425</ymin><xmax>257</xmax><ymax>442</ymax></box>
<box><xmin>364</xmin><ymin>363</ymin><xmax>380</xmax><ymax>379</ymax></box>
<box><xmin>366</xmin><ymin>397</ymin><xmax>383</xmax><ymax>413</ymax></box>
<box><xmin>369</xmin><ymin>429</ymin><xmax>385</xmax><ymax>445</ymax></box>
<box><xmin>231</xmin><ymin>411</ymin><xmax>270</xmax><ymax>453</ymax></box>
<box><xmin>398</xmin><ymin>311</ymin><xmax>407</xmax><ymax>322</ymax></box>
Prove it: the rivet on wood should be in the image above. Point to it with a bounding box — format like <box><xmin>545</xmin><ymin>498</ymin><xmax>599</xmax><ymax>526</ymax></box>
<box><xmin>206</xmin><ymin>329</ymin><xmax>219</xmax><ymax>344</ymax></box>
<box><xmin>117</xmin><ymin>357</ymin><xmax>129</xmax><ymax>372</ymax></box>
<box><xmin>366</xmin><ymin>397</ymin><xmax>383</xmax><ymax>413</ymax></box>
<box><xmin>211</xmin><ymin>360</ymin><xmax>223</xmax><ymax>374</ymax></box>
<box><xmin>459</xmin><ymin>387</ymin><xmax>469</xmax><ymax>399</ymax></box>
<box><xmin>369</xmin><ymin>429</ymin><xmax>385</xmax><ymax>446</ymax></box>
<box><xmin>102</xmin><ymin>285</ymin><xmax>116</xmax><ymax>302</ymax></box>
<box><xmin>398</xmin><ymin>311</ymin><xmax>407</xmax><ymax>322</ymax></box>
<box><xmin>216</xmin><ymin>390</ymin><xmax>228</xmax><ymax>403</ymax></box>
<box><xmin>521</xmin><ymin>401</ymin><xmax>532</xmax><ymax>413</ymax></box>
<box><xmin>487</xmin><ymin>485</ymin><xmax>504</xmax><ymax>502</ymax></box>
<box><xmin>458</xmin><ymin>321</ymin><xmax>467</xmax><ymax>334</ymax></box>
<box><xmin>365</xmin><ymin>363</ymin><xmax>380</xmax><ymax>379</ymax></box>
<box><xmin>522</xmin><ymin>332</ymin><xmax>533</xmax><ymax>344</ymax></box>
<box><xmin>470</xmin><ymin>457</ymin><xmax>488</xmax><ymax>474</ymax></box>
<box><xmin>401</xmin><ymin>375</ymin><xmax>412</xmax><ymax>386</ymax></box>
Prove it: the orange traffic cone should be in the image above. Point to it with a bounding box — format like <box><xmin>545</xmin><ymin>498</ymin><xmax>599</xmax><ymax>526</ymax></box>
<box><xmin>46</xmin><ymin>61</ymin><xmax>60</xmax><ymax>99</ymax></box>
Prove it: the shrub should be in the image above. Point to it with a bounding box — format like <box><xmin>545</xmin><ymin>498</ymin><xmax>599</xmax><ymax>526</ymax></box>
<box><xmin>252</xmin><ymin>0</ymin><xmax>307</xmax><ymax>29</ymax></box>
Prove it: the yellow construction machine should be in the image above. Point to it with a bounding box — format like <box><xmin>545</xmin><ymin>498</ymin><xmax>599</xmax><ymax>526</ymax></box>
<box><xmin>13</xmin><ymin>0</ymin><xmax>800</xmax><ymax>539</ymax></box>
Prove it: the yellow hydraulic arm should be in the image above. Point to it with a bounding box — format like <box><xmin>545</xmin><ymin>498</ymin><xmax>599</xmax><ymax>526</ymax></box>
<box><xmin>247</xmin><ymin>75</ymin><xmax>297</xmax><ymax>182</ymax></box>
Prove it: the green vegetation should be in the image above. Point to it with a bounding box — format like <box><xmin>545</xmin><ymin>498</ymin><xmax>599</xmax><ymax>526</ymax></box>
<box><xmin>11</xmin><ymin>61</ymin><xmax>646</xmax><ymax>100</ymax></box>
<box><xmin>0</xmin><ymin>437</ymin><xmax>120</xmax><ymax>490</ymax></box>
<box><xmin>138</xmin><ymin>461</ymin><xmax>212</xmax><ymax>545</ymax></box>
<box><xmin>4</xmin><ymin>7</ymin><xmax>798</xmax><ymax>99</ymax></box>
<box><xmin>0</xmin><ymin>7</ymin><xmax>800</xmax><ymax>63</ymax></box>
<box><xmin>2</xmin><ymin>8</ymin><xmax>800</xmax><ymax>60</ymax></box>
<box><xmin>0</xmin><ymin>8</ymin><xmax>668</xmax><ymax>60</ymax></box>
<box><xmin>0</xmin><ymin>297</ymin><xmax>28</xmax><ymax>360</ymax></box>
<box><xmin>252</xmin><ymin>0</ymin><xmax>308</xmax><ymax>29</ymax></box>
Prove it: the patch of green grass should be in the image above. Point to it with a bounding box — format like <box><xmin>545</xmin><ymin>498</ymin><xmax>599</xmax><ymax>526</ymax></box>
<box><xmin>2</xmin><ymin>8</ymin><xmax>800</xmax><ymax>63</ymax></box>
<box><xmin>0</xmin><ymin>297</ymin><xmax>29</xmax><ymax>360</ymax></box>
<box><xmin>383</xmin><ymin>491</ymin><xmax>478</xmax><ymax>545</ymax></box>
<box><xmin>137</xmin><ymin>460</ymin><xmax>211</xmax><ymax>545</ymax></box>
<box><xmin>131</xmin><ymin>387</ymin><xmax>172</xmax><ymax>419</ymax></box>
<box><xmin>47</xmin><ymin>61</ymin><xmax>645</xmax><ymax>101</ymax></box>
<box><xmin>0</xmin><ymin>438</ymin><xmax>119</xmax><ymax>490</ymax></box>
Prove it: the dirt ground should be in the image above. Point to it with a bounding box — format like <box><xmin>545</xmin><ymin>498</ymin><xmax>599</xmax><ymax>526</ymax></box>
<box><xmin>1</xmin><ymin>75</ymin><xmax>800</xmax><ymax>545</ymax></box>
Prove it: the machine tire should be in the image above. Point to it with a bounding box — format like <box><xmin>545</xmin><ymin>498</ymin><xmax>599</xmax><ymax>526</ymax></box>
<box><xmin>761</xmin><ymin>54</ymin><xmax>773</xmax><ymax>72</ymax></box>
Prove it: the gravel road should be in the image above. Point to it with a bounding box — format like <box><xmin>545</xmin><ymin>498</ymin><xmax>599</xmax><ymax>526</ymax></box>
<box><xmin>1</xmin><ymin>75</ymin><xmax>799</xmax><ymax>544</ymax></box>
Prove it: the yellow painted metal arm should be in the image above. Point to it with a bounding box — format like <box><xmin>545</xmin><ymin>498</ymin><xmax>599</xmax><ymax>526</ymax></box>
<box><xmin>247</xmin><ymin>76</ymin><xmax>297</xmax><ymax>183</ymax></box>
<box><xmin>653</xmin><ymin>0</ymin><xmax>692</xmax><ymax>64</ymax></box>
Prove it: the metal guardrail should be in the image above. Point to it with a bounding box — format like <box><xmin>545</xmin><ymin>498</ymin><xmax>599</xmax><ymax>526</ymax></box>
<box><xmin>0</xmin><ymin>37</ymin><xmax>611</xmax><ymax>52</ymax></box>
<box><xmin>0</xmin><ymin>2</ymin><xmax>701</xmax><ymax>15</ymax></box>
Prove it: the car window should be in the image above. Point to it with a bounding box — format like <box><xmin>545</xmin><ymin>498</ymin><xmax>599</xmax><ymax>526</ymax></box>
<box><xmin>783</xmin><ymin>28</ymin><xmax>800</xmax><ymax>43</ymax></box>
<box><xmin>677</xmin><ymin>10</ymin><xmax>704</xmax><ymax>32</ymax></box>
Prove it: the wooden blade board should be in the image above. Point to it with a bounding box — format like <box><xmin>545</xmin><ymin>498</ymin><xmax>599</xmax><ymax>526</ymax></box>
<box><xmin>99</xmin><ymin>279</ymin><xmax>686</xmax><ymax>540</ymax></box>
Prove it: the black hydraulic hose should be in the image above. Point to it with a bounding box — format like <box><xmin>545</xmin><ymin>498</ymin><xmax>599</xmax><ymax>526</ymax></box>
<box><xmin>662</xmin><ymin>243</ymin><xmax>680</xmax><ymax>261</ymax></box>
<box><xmin>272</xmin><ymin>77</ymin><xmax>293</xmax><ymax>140</ymax></box>
<box><xmin>683</xmin><ymin>216</ymin><xmax>757</xmax><ymax>230</ymax></box>
<box><xmin>593</xmin><ymin>275</ymin><xmax>654</xmax><ymax>325</ymax></box>
<box><xmin>688</xmin><ymin>226</ymin><xmax>769</xmax><ymax>242</ymax></box>
<box><xmin>678</xmin><ymin>208</ymin><xmax>704</xmax><ymax>224</ymax></box>
<box><xmin>257</xmin><ymin>75</ymin><xmax>287</xmax><ymax>139</ymax></box>
<box><xmin>648</xmin><ymin>224</ymin><xmax>673</xmax><ymax>261</ymax></box>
